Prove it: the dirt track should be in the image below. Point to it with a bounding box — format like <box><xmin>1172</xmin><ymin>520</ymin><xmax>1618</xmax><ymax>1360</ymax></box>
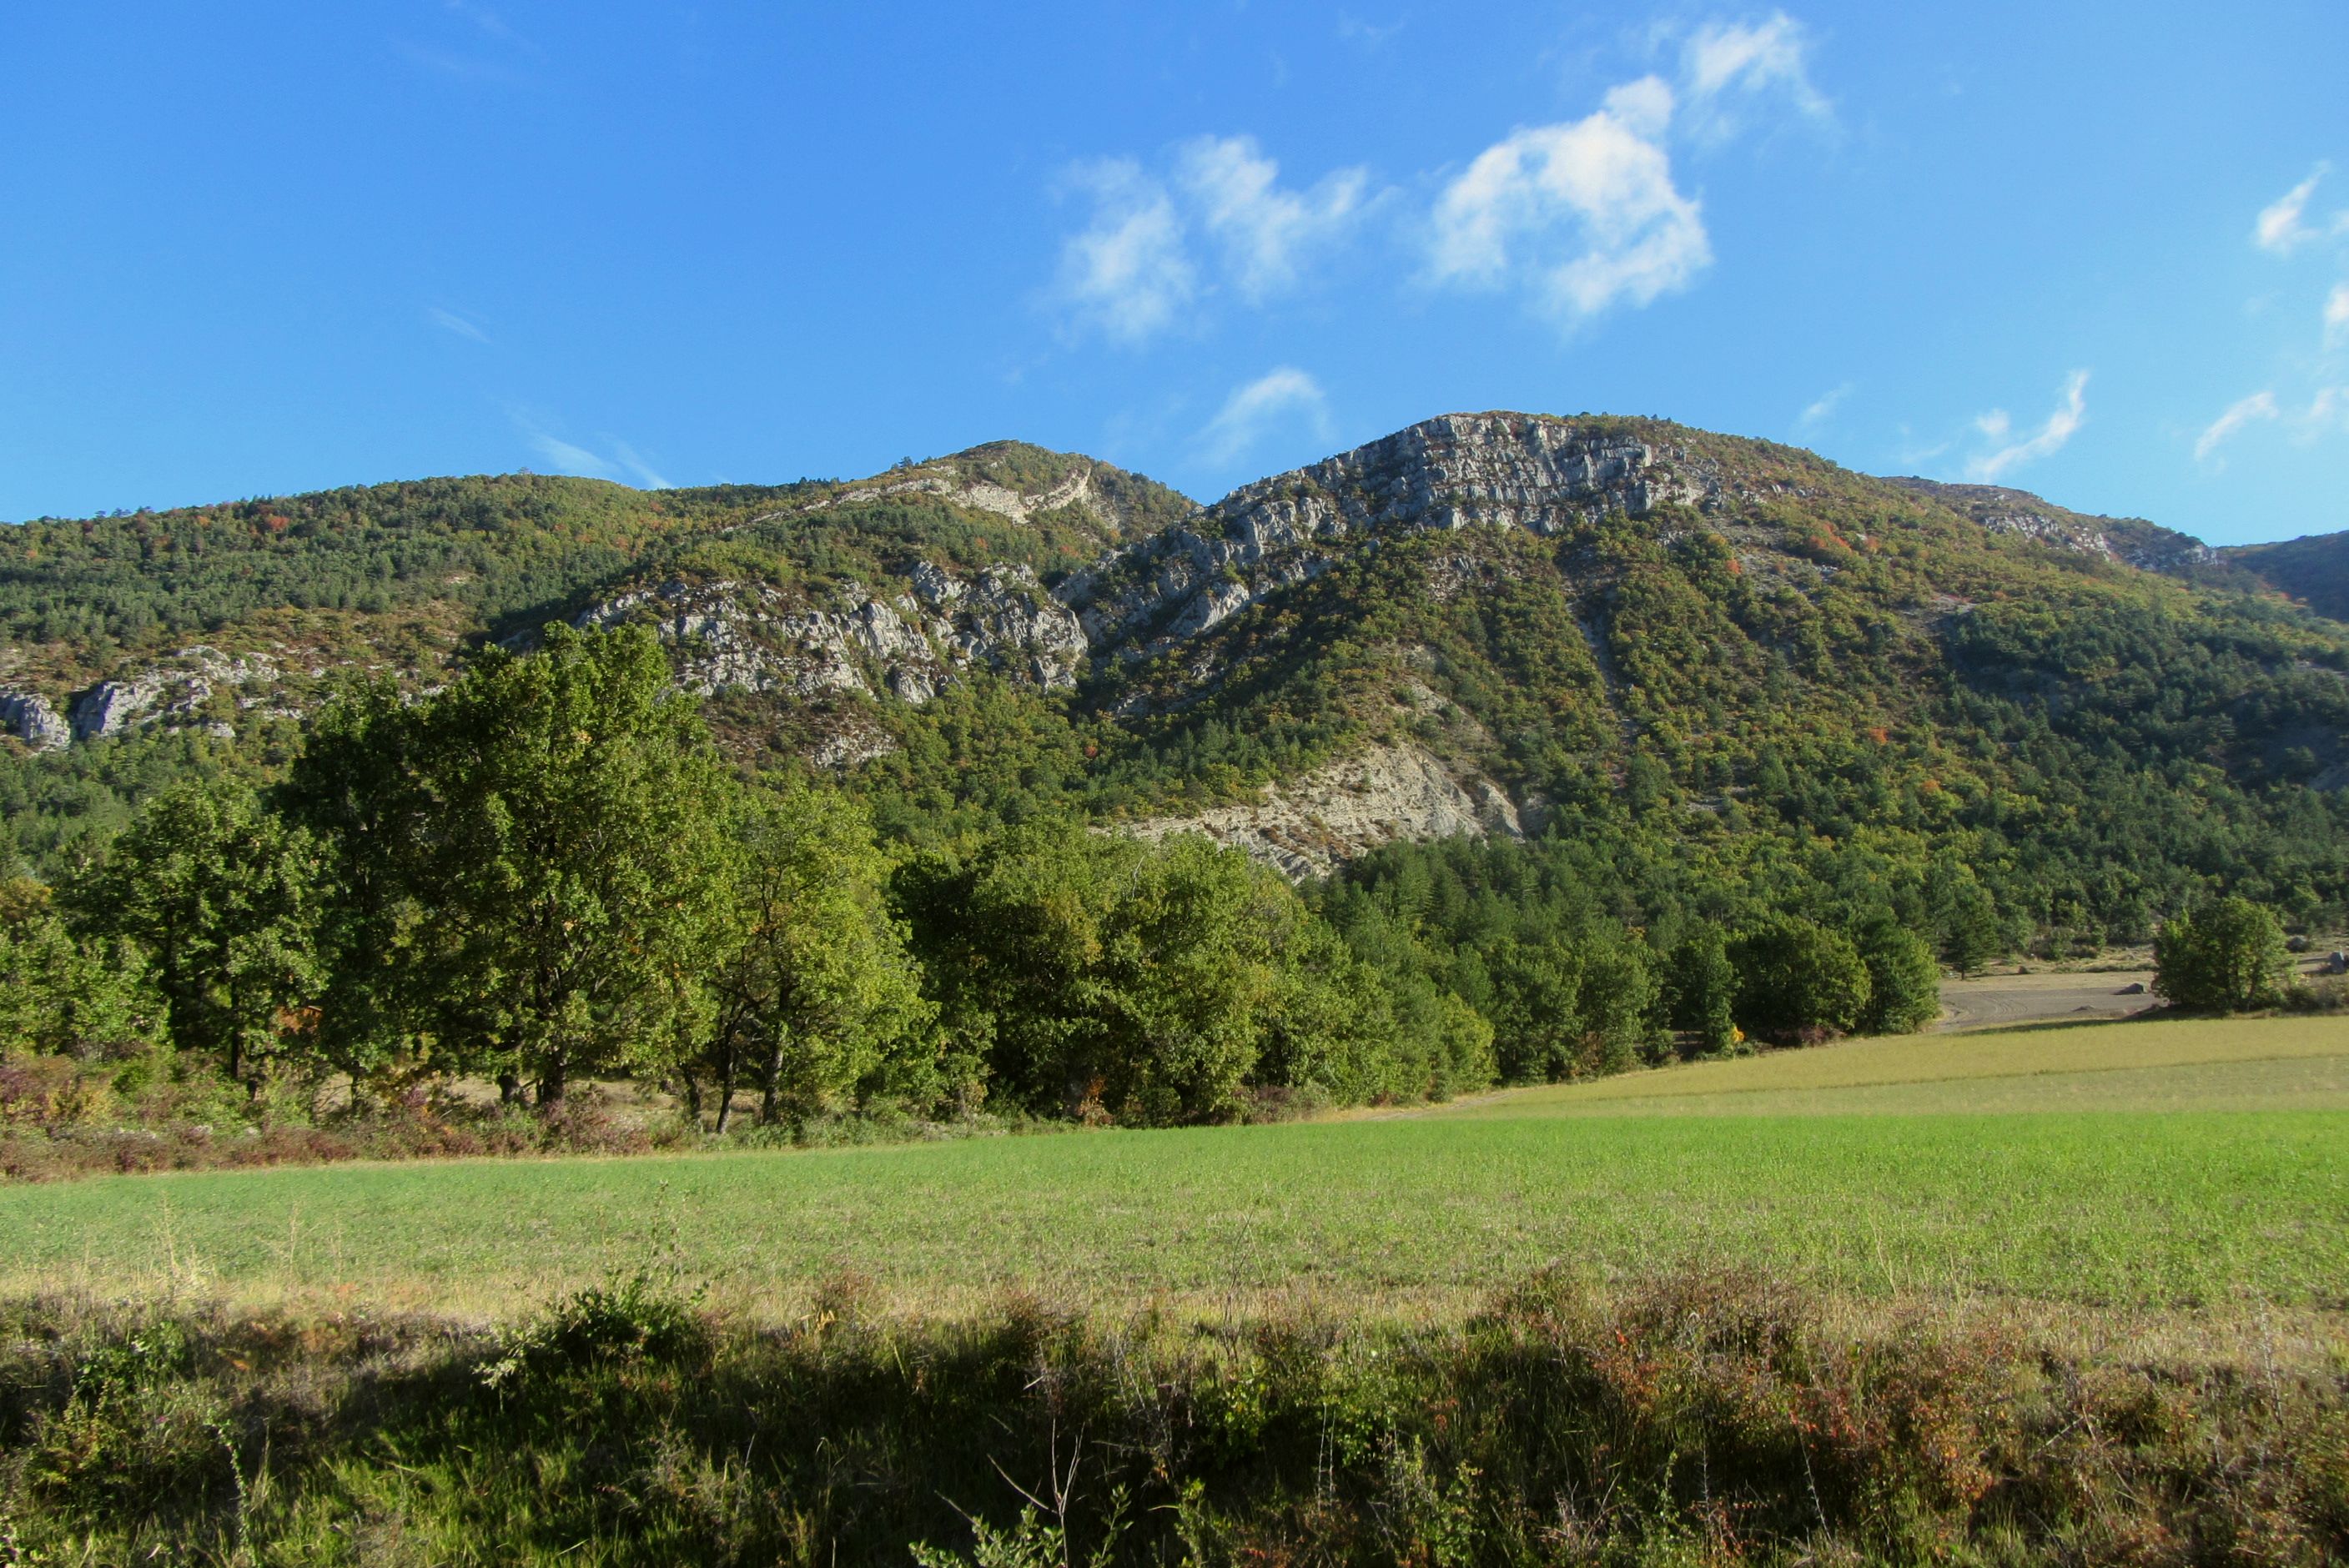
<box><xmin>1935</xmin><ymin>970</ymin><xmax>2159</xmax><ymax>1031</ymax></box>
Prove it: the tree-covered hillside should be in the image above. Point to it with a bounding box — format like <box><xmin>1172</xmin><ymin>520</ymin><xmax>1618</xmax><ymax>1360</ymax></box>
<box><xmin>5</xmin><ymin>410</ymin><xmax>2347</xmax><ymax>964</ymax></box>
<box><xmin>2221</xmin><ymin>528</ymin><xmax>2349</xmax><ymax>622</ymax></box>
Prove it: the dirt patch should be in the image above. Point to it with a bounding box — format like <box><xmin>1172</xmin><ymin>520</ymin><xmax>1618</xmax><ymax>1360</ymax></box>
<box><xmin>1936</xmin><ymin>969</ymin><xmax>2159</xmax><ymax>1031</ymax></box>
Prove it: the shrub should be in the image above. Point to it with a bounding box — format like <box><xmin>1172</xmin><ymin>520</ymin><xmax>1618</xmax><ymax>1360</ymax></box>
<box><xmin>2154</xmin><ymin>896</ymin><xmax>2290</xmax><ymax>1012</ymax></box>
<box><xmin>477</xmin><ymin>1270</ymin><xmax>706</xmax><ymax>1390</ymax></box>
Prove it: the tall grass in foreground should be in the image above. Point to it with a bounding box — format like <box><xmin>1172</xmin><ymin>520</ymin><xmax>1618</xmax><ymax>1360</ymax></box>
<box><xmin>2</xmin><ymin>1270</ymin><xmax>2343</xmax><ymax>1565</ymax></box>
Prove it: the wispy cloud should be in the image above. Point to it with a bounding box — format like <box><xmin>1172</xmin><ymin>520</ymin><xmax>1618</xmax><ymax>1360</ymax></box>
<box><xmin>1174</xmin><ymin>136</ymin><xmax>1368</xmax><ymax>302</ymax></box>
<box><xmin>1336</xmin><ymin>14</ymin><xmax>1405</xmax><ymax>48</ymax></box>
<box><xmin>425</xmin><ymin>306</ymin><xmax>490</xmax><ymax>344</ymax></box>
<box><xmin>2303</xmin><ymin>387</ymin><xmax>2349</xmax><ymax>439</ymax></box>
<box><xmin>1797</xmin><ymin>381</ymin><xmax>1853</xmax><ymax>431</ymax></box>
<box><xmin>2326</xmin><ymin>282</ymin><xmax>2349</xmax><ymax>346</ymax></box>
<box><xmin>2254</xmin><ymin>166</ymin><xmax>2336</xmax><ymax>254</ymax></box>
<box><xmin>1049</xmin><ymin>139</ymin><xmax>1370</xmax><ymax>344</ymax></box>
<box><xmin>516</xmin><ymin>415</ymin><xmax>672</xmax><ymax>489</ymax></box>
<box><xmin>1679</xmin><ymin>12</ymin><xmax>1831</xmax><ymax>138</ymax></box>
<box><xmin>395</xmin><ymin>1</ymin><xmax>539</xmax><ymax>83</ymax></box>
<box><xmin>1429</xmin><ymin>78</ymin><xmax>1708</xmax><ymax>326</ymax></box>
<box><xmin>2193</xmin><ymin>390</ymin><xmax>2279</xmax><ymax>464</ymax></box>
<box><xmin>1965</xmin><ymin>370</ymin><xmax>2089</xmax><ymax>481</ymax></box>
<box><xmin>1197</xmin><ymin>367</ymin><xmax>1333</xmax><ymax>465</ymax></box>
<box><xmin>607</xmin><ymin>441</ymin><xmax>673</xmax><ymax>490</ymax></box>
<box><xmin>526</xmin><ymin>429</ymin><xmax>611</xmax><ymax>478</ymax></box>
<box><xmin>1050</xmin><ymin>160</ymin><xmax>1199</xmax><ymax>346</ymax></box>
<box><xmin>443</xmin><ymin>0</ymin><xmax>536</xmax><ymax>53</ymax></box>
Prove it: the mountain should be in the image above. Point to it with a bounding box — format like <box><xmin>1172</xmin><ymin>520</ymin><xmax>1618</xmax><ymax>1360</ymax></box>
<box><xmin>6</xmin><ymin>412</ymin><xmax>2349</xmax><ymax>943</ymax></box>
<box><xmin>2216</xmin><ymin>530</ymin><xmax>2349</xmax><ymax>622</ymax></box>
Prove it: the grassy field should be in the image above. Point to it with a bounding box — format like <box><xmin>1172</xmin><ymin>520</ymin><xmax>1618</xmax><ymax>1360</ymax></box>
<box><xmin>1426</xmin><ymin>1011</ymin><xmax>2349</xmax><ymax>1117</ymax></box>
<box><xmin>4</xmin><ymin>1015</ymin><xmax>2345</xmax><ymax>1320</ymax></box>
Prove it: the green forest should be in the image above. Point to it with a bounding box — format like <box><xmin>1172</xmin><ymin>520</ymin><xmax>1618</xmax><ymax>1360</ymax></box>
<box><xmin>7</xmin><ymin>421</ymin><xmax>2349</xmax><ymax>1158</ymax></box>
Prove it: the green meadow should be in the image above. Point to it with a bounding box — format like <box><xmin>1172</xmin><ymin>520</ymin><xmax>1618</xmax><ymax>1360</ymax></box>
<box><xmin>6</xmin><ymin>1016</ymin><xmax>2345</xmax><ymax>1318</ymax></box>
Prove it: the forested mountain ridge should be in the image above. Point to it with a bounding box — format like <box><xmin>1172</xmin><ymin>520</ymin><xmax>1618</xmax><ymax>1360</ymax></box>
<box><xmin>6</xmin><ymin>410</ymin><xmax>2349</xmax><ymax>954</ymax></box>
<box><xmin>2218</xmin><ymin>529</ymin><xmax>2349</xmax><ymax>621</ymax></box>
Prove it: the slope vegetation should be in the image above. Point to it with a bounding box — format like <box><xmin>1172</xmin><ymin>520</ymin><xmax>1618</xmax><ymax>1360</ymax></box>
<box><xmin>6</xmin><ymin>411</ymin><xmax>2349</xmax><ymax>953</ymax></box>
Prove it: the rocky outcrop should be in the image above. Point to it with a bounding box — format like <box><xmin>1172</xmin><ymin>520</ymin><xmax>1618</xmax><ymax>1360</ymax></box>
<box><xmin>0</xmin><ymin>691</ymin><xmax>69</xmax><ymax>751</ymax></box>
<box><xmin>63</xmin><ymin>648</ymin><xmax>279</xmax><ymax>742</ymax></box>
<box><xmin>1122</xmin><ymin>742</ymin><xmax>1523</xmax><ymax>881</ymax></box>
<box><xmin>68</xmin><ymin>677</ymin><xmax>166</xmax><ymax>741</ymax></box>
<box><xmin>816</xmin><ymin>465</ymin><xmax>1103</xmax><ymax>527</ymax></box>
<box><xmin>1064</xmin><ymin>413</ymin><xmax>1741</xmax><ymax>656</ymax></box>
<box><xmin>1888</xmin><ymin>479</ymin><xmax>2216</xmax><ymax>575</ymax></box>
<box><xmin>576</xmin><ymin>564</ymin><xmax>1089</xmax><ymax>714</ymax></box>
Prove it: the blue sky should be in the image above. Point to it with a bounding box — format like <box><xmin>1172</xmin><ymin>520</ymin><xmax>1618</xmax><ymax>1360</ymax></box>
<box><xmin>3</xmin><ymin>3</ymin><xmax>2346</xmax><ymax>545</ymax></box>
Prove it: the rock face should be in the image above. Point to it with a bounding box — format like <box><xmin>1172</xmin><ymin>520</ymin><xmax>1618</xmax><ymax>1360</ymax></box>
<box><xmin>0</xmin><ymin>691</ymin><xmax>69</xmax><ymax>751</ymax></box>
<box><xmin>64</xmin><ymin>647</ymin><xmax>279</xmax><ymax>742</ymax></box>
<box><xmin>1123</xmin><ymin>742</ymin><xmax>1524</xmax><ymax>881</ymax></box>
<box><xmin>1064</xmin><ymin>413</ymin><xmax>1742</xmax><ymax>656</ymax></box>
<box><xmin>575</xmin><ymin>563</ymin><xmax>1089</xmax><ymax>707</ymax></box>
<box><xmin>813</xmin><ymin>465</ymin><xmax>1102</xmax><ymax>527</ymax></box>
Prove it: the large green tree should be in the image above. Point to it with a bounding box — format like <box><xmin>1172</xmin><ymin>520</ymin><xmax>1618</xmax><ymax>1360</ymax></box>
<box><xmin>0</xmin><ymin>879</ymin><xmax>158</xmax><ymax>1060</ymax></box>
<box><xmin>64</xmin><ymin>778</ymin><xmax>319</xmax><ymax>1089</ymax></box>
<box><xmin>279</xmin><ymin>676</ymin><xmax>444</xmax><ymax>1093</ymax></box>
<box><xmin>2153</xmin><ymin>897</ymin><xmax>2290</xmax><ymax>1013</ymax></box>
<box><xmin>294</xmin><ymin>625</ymin><xmax>735</xmax><ymax>1105</ymax></box>
<box><xmin>1732</xmin><ymin>917</ymin><xmax>1872</xmax><ymax>1044</ymax></box>
<box><xmin>1851</xmin><ymin>911</ymin><xmax>1942</xmax><ymax>1035</ymax></box>
<box><xmin>680</xmin><ymin>782</ymin><xmax>938</xmax><ymax>1129</ymax></box>
<box><xmin>905</xmin><ymin>825</ymin><xmax>1330</xmax><ymax>1124</ymax></box>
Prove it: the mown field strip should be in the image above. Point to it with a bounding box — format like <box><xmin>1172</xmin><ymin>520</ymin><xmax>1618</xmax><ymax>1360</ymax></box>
<box><xmin>1468</xmin><ymin>1053</ymin><xmax>2349</xmax><ymax>1117</ymax></box>
<box><xmin>4</xmin><ymin>1111</ymin><xmax>2342</xmax><ymax>1316</ymax></box>
<box><xmin>1428</xmin><ymin>1013</ymin><xmax>2349</xmax><ymax>1116</ymax></box>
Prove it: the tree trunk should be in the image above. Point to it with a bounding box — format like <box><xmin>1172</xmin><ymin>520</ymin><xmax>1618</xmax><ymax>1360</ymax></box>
<box><xmin>498</xmin><ymin>1072</ymin><xmax>522</xmax><ymax>1107</ymax></box>
<box><xmin>759</xmin><ymin>1040</ymin><xmax>784</xmax><ymax>1126</ymax></box>
<box><xmin>678</xmin><ymin>1069</ymin><xmax>703</xmax><ymax>1128</ymax></box>
<box><xmin>712</xmin><ymin>1033</ymin><xmax>740</xmax><ymax>1134</ymax></box>
<box><xmin>536</xmin><ymin>1052</ymin><xmax>567</xmax><ymax>1108</ymax></box>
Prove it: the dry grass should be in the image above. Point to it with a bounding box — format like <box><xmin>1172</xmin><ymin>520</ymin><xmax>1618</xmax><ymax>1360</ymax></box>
<box><xmin>1426</xmin><ymin>1012</ymin><xmax>2349</xmax><ymax>1118</ymax></box>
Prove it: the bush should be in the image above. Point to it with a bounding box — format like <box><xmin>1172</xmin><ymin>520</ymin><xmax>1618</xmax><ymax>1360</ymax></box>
<box><xmin>477</xmin><ymin>1270</ymin><xmax>706</xmax><ymax>1390</ymax></box>
<box><xmin>1851</xmin><ymin>912</ymin><xmax>1942</xmax><ymax>1035</ymax></box>
<box><xmin>2154</xmin><ymin>897</ymin><xmax>2290</xmax><ymax>1012</ymax></box>
<box><xmin>1733</xmin><ymin>917</ymin><xmax>1872</xmax><ymax>1044</ymax></box>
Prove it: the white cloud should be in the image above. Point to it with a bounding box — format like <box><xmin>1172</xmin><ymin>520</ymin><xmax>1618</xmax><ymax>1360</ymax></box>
<box><xmin>1174</xmin><ymin>136</ymin><xmax>1367</xmax><ymax>302</ymax></box>
<box><xmin>526</xmin><ymin>430</ymin><xmax>613</xmax><ymax>479</ymax></box>
<box><xmin>1429</xmin><ymin>79</ymin><xmax>1710</xmax><ymax>325</ymax></box>
<box><xmin>1049</xmin><ymin>138</ymin><xmax>1381</xmax><ymax>343</ymax></box>
<box><xmin>1681</xmin><ymin>12</ymin><xmax>1830</xmax><ymax>134</ymax></box>
<box><xmin>516</xmin><ymin>415</ymin><xmax>672</xmax><ymax>489</ymax></box>
<box><xmin>607</xmin><ymin>441</ymin><xmax>673</xmax><ymax>490</ymax></box>
<box><xmin>2193</xmin><ymin>390</ymin><xmax>2280</xmax><ymax>464</ymax></box>
<box><xmin>2326</xmin><ymin>282</ymin><xmax>2349</xmax><ymax>345</ymax></box>
<box><xmin>1198</xmin><ymin>367</ymin><xmax>1333</xmax><ymax>465</ymax></box>
<box><xmin>1050</xmin><ymin>160</ymin><xmax>1197</xmax><ymax>346</ymax></box>
<box><xmin>2304</xmin><ymin>387</ymin><xmax>2349</xmax><ymax>436</ymax></box>
<box><xmin>425</xmin><ymin>306</ymin><xmax>489</xmax><ymax>343</ymax></box>
<box><xmin>1964</xmin><ymin>370</ymin><xmax>2089</xmax><ymax>481</ymax></box>
<box><xmin>2255</xmin><ymin>166</ymin><xmax>2331</xmax><ymax>254</ymax></box>
<box><xmin>1798</xmin><ymin>381</ymin><xmax>1852</xmax><ymax>431</ymax></box>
